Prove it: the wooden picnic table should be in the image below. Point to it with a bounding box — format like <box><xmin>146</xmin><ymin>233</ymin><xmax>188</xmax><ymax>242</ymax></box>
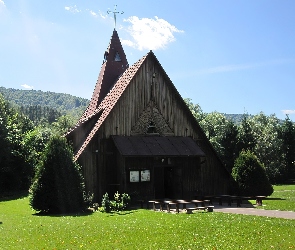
<box><xmin>255</xmin><ymin>196</ymin><xmax>266</xmax><ymax>206</ymax></box>
<box><xmin>164</xmin><ymin>200</ymin><xmax>180</xmax><ymax>213</ymax></box>
<box><xmin>148</xmin><ymin>199</ymin><xmax>164</xmax><ymax>211</ymax></box>
<box><xmin>176</xmin><ymin>199</ymin><xmax>191</xmax><ymax>210</ymax></box>
<box><xmin>147</xmin><ymin>198</ymin><xmax>216</xmax><ymax>213</ymax></box>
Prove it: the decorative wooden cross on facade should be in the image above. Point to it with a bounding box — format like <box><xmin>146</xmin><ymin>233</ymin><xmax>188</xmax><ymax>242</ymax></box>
<box><xmin>107</xmin><ymin>5</ymin><xmax>124</xmax><ymax>29</ymax></box>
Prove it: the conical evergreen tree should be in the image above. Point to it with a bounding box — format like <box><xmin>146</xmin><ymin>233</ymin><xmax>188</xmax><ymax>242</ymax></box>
<box><xmin>29</xmin><ymin>136</ymin><xmax>87</xmax><ymax>214</ymax></box>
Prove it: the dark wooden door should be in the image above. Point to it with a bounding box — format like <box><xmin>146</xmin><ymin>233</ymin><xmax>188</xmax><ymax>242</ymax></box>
<box><xmin>154</xmin><ymin>167</ymin><xmax>164</xmax><ymax>198</ymax></box>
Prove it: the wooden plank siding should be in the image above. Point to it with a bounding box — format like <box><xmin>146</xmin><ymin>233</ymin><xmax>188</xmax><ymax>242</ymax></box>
<box><xmin>73</xmin><ymin>53</ymin><xmax>231</xmax><ymax>201</ymax></box>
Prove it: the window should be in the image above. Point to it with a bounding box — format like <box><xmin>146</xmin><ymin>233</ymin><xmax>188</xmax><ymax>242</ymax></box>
<box><xmin>147</xmin><ymin>121</ymin><xmax>157</xmax><ymax>134</ymax></box>
<box><xmin>141</xmin><ymin>170</ymin><xmax>150</xmax><ymax>182</ymax></box>
<box><xmin>130</xmin><ymin>171</ymin><xmax>139</xmax><ymax>182</ymax></box>
<box><xmin>129</xmin><ymin>170</ymin><xmax>151</xmax><ymax>182</ymax></box>
<box><xmin>114</xmin><ymin>51</ymin><xmax>121</xmax><ymax>61</ymax></box>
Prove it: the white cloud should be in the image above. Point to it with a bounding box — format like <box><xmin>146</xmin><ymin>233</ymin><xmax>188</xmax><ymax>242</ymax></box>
<box><xmin>88</xmin><ymin>10</ymin><xmax>107</xmax><ymax>19</ymax></box>
<box><xmin>64</xmin><ymin>5</ymin><xmax>81</xmax><ymax>13</ymax></box>
<box><xmin>89</xmin><ymin>10</ymin><xmax>97</xmax><ymax>17</ymax></box>
<box><xmin>98</xmin><ymin>10</ymin><xmax>108</xmax><ymax>19</ymax></box>
<box><xmin>122</xmin><ymin>16</ymin><xmax>184</xmax><ymax>51</ymax></box>
<box><xmin>0</xmin><ymin>0</ymin><xmax>6</xmax><ymax>13</ymax></box>
<box><xmin>282</xmin><ymin>110</ymin><xmax>295</xmax><ymax>115</ymax></box>
<box><xmin>121</xmin><ymin>39</ymin><xmax>134</xmax><ymax>47</ymax></box>
<box><xmin>21</xmin><ymin>84</ymin><xmax>34</xmax><ymax>90</ymax></box>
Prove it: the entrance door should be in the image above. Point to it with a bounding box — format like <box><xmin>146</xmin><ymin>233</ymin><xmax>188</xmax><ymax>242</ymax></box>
<box><xmin>164</xmin><ymin>167</ymin><xmax>173</xmax><ymax>198</ymax></box>
<box><xmin>154</xmin><ymin>167</ymin><xmax>164</xmax><ymax>198</ymax></box>
<box><xmin>154</xmin><ymin>167</ymin><xmax>183</xmax><ymax>199</ymax></box>
<box><xmin>172</xmin><ymin>167</ymin><xmax>183</xmax><ymax>198</ymax></box>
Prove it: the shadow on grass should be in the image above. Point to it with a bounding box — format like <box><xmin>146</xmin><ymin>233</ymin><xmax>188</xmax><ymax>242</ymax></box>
<box><xmin>276</xmin><ymin>180</ymin><xmax>295</xmax><ymax>185</ymax></box>
<box><xmin>0</xmin><ymin>191</ymin><xmax>28</xmax><ymax>202</ymax></box>
<box><xmin>106</xmin><ymin>209</ymin><xmax>137</xmax><ymax>217</ymax></box>
<box><xmin>33</xmin><ymin>208</ymin><xmax>138</xmax><ymax>217</ymax></box>
<box><xmin>32</xmin><ymin>209</ymin><xmax>94</xmax><ymax>217</ymax></box>
<box><xmin>265</xmin><ymin>197</ymin><xmax>286</xmax><ymax>201</ymax></box>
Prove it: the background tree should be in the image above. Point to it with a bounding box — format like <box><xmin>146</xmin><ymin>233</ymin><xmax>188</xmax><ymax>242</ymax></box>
<box><xmin>22</xmin><ymin>126</ymin><xmax>54</xmax><ymax>174</ymax></box>
<box><xmin>251</xmin><ymin>113</ymin><xmax>286</xmax><ymax>183</ymax></box>
<box><xmin>29</xmin><ymin>136</ymin><xmax>87</xmax><ymax>214</ymax></box>
<box><xmin>237</xmin><ymin>114</ymin><xmax>256</xmax><ymax>152</ymax></box>
<box><xmin>0</xmin><ymin>94</ymin><xmax>34</xmax><ymax>193</ymax></box>
<box><xmin>51</xmin><ymin>115</ymin><xmax>75</xmax><ymax>135</ymax></box>
<box><xmin>184</xmin><ymin>98</ymin><xmax>205</xmax><ymax>122</ymax></box>
<box><xmin>232</xmin><ymin>150</ymin><xmax>273</xmax><ymax>196</ymax></box>
<box><xmin>0</xmin><ymin>94</ymin><xmax>12</xmax><ymax>193</ymax></box>
<box><xmin>219</xmin><ymin>120</ymin><xmax>239</xmax><ymax>172</ymax></box>
<box><xmin>279</xmin><ymin>116</ymin><xmax>295</xmax><ymax>180</ymax></box>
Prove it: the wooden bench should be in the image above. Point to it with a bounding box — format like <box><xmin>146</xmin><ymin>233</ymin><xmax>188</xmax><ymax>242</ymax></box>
<box><xmin>255</xmin><ymin>196</ymin><xmax>266</xmax><ymax>206</ymax></box>
<box><xmin>206</xmin><ymin>205</ymin><xmax>214</xmax><ymax>212</ymax></box>
<box><xmin>148</xmin><ymin>200</ymin><xmax>164</xmax><ymax>211</ymax></box>
<box><xmin>186</xmin><ymin>199</ymin><xmax>215</xmax><ymax>214</ymax></box>
<box><xmin>186</xmin><ymin>205</ymin><xmax>214</xmax><ymax>214</ymax></box>
<box><xmin>166</xmin><ymin>201</ymin><xmax>179</xmax><ymax>213</ymax></box>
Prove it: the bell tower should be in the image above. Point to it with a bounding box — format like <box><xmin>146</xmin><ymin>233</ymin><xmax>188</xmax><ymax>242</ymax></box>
<box><xmin>80</xmin><ymin>29</ymin><xmax>128</xmax><ymax>121</ymax></box>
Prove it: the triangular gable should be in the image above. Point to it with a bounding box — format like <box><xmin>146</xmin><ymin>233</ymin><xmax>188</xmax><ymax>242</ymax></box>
<box><xmin>131</xmin><ymin>100</ymin><xmax>174</xmax><ymax>136</ymax></box>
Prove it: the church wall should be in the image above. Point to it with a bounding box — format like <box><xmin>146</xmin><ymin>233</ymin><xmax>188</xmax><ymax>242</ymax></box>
<box><xmin>79</xmin><ymin>54</ymin><xmax>231</xmax><ymax>200</ymax></box>
<box><xmin>145</xmin><ymin>56</ymin><xmax>230</xmax><ymax>195</ymax></box>
<box><xmin>78</xmin><ymin>136</ymin><xmax>99</xmax><ymax>198</ymax></box>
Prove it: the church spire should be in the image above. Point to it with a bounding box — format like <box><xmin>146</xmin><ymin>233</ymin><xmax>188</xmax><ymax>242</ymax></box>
<box><xmin>79</xmin><ymin>30</ymin><xmax>128</xmax><ymax>121</ymax></box>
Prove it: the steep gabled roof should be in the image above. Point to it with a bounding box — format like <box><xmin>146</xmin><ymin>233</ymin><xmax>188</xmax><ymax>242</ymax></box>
<box><xmin>68</xmin><ymin>50</ymin><xmax>226</xmax><ymax>172</ymax></box>
<box><xmin>79</xmin><ymin>29</ymin><xmax>128</xmax><ymax>122</ymax></box>
<box><xmin>72</xmin><ymin>53</ymin><xmax>147</xmax><ymax>161</ymax></box>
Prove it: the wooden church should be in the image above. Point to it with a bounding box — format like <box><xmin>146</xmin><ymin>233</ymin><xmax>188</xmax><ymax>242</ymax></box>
<box><xmin>66</xmin><ymin>29</ymin><xmax>232</xmax><ymax>201</ymax></box>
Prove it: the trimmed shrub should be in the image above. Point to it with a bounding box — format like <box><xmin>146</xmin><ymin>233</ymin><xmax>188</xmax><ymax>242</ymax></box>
<box><xmin>101</xmin><ymin>192</ymin><xmax>131</xmax><ymax>212</ymax></box>
<box><xmin>29</xmin><ymin>136</ymin><xmax>88</xmax><ymax>214</ymax></box>
<box><xmin>232</xmin><ymin>150</ymin><xmax>273</xmax><ymax>196</ymax></box>
<box><xmin>101</xmin><ymin>193</ymin><xmax>111</xmax><ymax>213</ymax></box>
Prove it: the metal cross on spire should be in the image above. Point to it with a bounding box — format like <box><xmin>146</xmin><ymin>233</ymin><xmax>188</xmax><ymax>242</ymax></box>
<box><xmin>107</xmin><ymin>5</ymin><xmax>124</xmax><ymax>30</ymax></box>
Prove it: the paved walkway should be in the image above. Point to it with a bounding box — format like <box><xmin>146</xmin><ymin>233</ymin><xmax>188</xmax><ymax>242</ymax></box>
<box><xmin>213</xmin><ymin>204</ymin><xmax>295</xmax><ymax>220</ymax></box>
<box><xmin>146</xmin><ymin>201</ymin><xmax>295</xmax><ymax>219</ymax></box>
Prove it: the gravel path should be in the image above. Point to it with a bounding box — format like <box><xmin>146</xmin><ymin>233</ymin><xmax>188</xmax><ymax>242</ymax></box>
<box><xmin>213</xmin><ymin>204</ymin><xmax>295</xmax><ymax>220</ymax></box>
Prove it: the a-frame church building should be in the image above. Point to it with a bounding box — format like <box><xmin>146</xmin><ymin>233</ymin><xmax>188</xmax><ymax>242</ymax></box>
<box><xmin>66</xmin><ymin>29</ymin><xmax>232</xmax><ymax>201</ymax></box>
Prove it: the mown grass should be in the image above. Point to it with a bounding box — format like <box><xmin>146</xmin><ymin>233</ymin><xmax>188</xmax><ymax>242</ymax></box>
<box><xmin>1</xmin><ymin>186</ymin><xmax>295</xmax><ymax>249</ymax></box>
<box><xmin>251</xmin><ymin>184</ymin><xmax>295</xmax><ymax>211</ymax></box>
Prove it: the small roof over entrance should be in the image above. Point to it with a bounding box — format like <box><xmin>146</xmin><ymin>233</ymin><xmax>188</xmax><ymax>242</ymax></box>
<box><xmin>112</xmin><ymin>136</ymin><xmax>205</xmax><ymax>157</ymax></box>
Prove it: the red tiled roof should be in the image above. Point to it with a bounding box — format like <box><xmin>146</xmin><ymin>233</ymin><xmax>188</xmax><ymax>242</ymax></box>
<box><xmin>78</xmin><ymin>62</ymin><xmax>106</xmax><ymax>122</ymax></box>
<box><xmin>73</xmin><ymin>53</ymin><xmax>148</xmax><ymax>161</ymax></box>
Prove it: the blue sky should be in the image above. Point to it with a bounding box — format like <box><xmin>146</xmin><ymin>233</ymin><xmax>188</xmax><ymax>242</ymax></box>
<box><xmin>1</xmin><ymin>1</ymin><xmax>295</xmax><ymax>120</ymax></box>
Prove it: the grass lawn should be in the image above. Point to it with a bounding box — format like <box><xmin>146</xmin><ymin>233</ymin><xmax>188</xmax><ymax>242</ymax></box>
<box><xmin>1</xmin><ymin>186</ymin><xmax>295</xmax><ymax>249</ymax></box>
<box><xmin>251</xmin><ymin>184</ymin><xmax>295</xmax><ymax>211</ymax></box>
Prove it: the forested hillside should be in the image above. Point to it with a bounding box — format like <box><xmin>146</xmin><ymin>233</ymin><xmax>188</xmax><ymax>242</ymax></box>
<box><xmin>0</xmin><ymin>87</ymin><xmax>89</xmax><ymax>122</ymax></box>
